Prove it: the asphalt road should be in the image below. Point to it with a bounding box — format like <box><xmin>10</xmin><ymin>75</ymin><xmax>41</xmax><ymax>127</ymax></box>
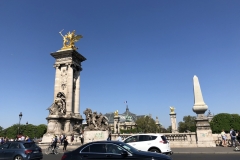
<box><xmin>43</xmin><ymin>153</ymin><xmax>240</xmax><ymax>160</ymax></box>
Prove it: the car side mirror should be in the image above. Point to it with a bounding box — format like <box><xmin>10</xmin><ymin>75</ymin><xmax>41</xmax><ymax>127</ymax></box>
<box><xmin>121</xmin><ymin>151</ymin><xmax>128</xmax><ymax>157</ymax></box>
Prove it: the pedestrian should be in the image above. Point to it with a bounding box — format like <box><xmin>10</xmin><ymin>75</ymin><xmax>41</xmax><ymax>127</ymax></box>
<box><xmin>117</xmin><ymin>134</ymin><xmax>122</xmax><ymax>142</ymax></box>
<box><xmin>60</xmin><ymin>134</ymin><xmax>64</xmax><ymax>145</ymax></box>
<box><xmin>80</xmin><ymin>132</ymin><xmax>84</xmax><ymax>145</ymax></box>
<box><xmin>63</xmin><ymin>138</ymin><xmax>68</xmax><ymax>152</ymax></box>
<box><xmin>237</xmin><ymin>131</ymin><xmax>240</xmax><ymax>143</ymax></box>
<box><xmin>107</xmin><ymin>133</ymin><xmax>111</xmax><ymax>141</ymax></box>
<box><xmin>71</xmin><ymin>134</ymin><xmax>74</xmax><ymax>145</ymax></box>
<box><xmin>51</xmin><ymin>136</ymin><xmax>58</xmax><ymax>151</ymax></box>
<box><xmin>230</xmin><ymin>128</ymin><xmax>237</xmax><ymax>148</ymax></box>
<box><xmin>221</xmin><ymin>129</ymin><xmax>227</xmax><ymax>147</ymax></box>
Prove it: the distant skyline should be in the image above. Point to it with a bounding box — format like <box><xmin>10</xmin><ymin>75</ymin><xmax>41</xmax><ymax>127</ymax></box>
<box><xmin>0</xmin><ymin>0</ymin><xmax>240</xmax><ymax>129</ymax></box>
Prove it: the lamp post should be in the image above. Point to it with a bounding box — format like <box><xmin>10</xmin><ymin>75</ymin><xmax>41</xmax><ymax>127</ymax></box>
<box><xmin>18</xmin><ymin>112</ymin><xmax>23</xmax><ymax>135</ymax></box>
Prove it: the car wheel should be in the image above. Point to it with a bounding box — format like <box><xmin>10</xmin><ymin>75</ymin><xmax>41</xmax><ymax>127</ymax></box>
<box><xmin>149</xmin><ymin>148</ymin><xmax>160</xmax><ymax>153</ymax></box>
<box><xmin>14</xmin><ymin>155</ymin><xmax>23</xmax><ymax>160</ymax></box>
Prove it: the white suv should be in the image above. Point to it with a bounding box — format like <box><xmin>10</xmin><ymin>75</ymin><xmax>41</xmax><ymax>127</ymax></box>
<box><xmin>123</xmin><ymin>134</ymin><xmax>173</xmax><ymax>155</ymax></box>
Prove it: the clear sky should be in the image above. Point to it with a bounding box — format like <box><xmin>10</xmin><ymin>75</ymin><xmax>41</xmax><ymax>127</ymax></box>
<box><xmin>0</xmin><ymin>0</ymin><xmax>240</xmax><ymax>129</ymax></box>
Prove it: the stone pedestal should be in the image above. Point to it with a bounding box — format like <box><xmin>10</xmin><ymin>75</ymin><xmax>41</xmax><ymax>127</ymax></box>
<box><xmin>114</xmin><ymin>116</ymin><xmax>120</xmax><ymax>134</ymax></box>
<box><xmin>83</xmin><ymin>131</ymin><xmax>109</xmax><ymax>144</ymax></box>
<box><xmin>170</xmin><ymin>113</ymin><xmax>178</xmax><ymax>133</ymax></box>
<box><xmin>43</xmin><ymin>49</ymin><xmax>86</xmax><ymax>143</ymax></box>
<box><xmin>192</xmin><ymin>75</ymin><xmax>215</xmax><ymax>147</ymax></box>
<box><xmin>196</xmin><ymin>117</ymin><xmax>215</xmax><ymax>147</ymax></box>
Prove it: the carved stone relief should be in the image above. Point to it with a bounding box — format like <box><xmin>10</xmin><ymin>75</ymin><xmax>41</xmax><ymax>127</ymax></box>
<box><xmin>56</xmin><ymin>57</ymin><xmax>72</xmax><ymax>62</ymax></box>
<box><xmin>83</xmin><ymin>108</ymin><xmax>110</xmax><ymax>131</ymax></box>
<box><xmin>48</xmin><ymin>92</ymin><xmax>66</xmax><ymax>116</ymax></box>
<box><xmin>61</xmin><ymin>67</ymin><xmax>68</xmax><ymax>90</ymax></box>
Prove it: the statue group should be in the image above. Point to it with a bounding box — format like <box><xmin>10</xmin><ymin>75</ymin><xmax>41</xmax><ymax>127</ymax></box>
<box><xmin>83</xmin><ymin>108</ymin><xmax>109</xmax><ymax>131</ymax></box>
<box><xmin>48</xmin><ymin>92</ymin><xmax>66</xmax><ymax>116</ymax></box>
<box><xmin>59</xmin><ymin>30</ymin><xmax>83</xmax><ymax>50</ymax></box>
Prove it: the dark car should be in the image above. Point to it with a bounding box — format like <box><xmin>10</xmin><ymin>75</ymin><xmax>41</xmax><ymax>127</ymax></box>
<box><xmin>0</xmin><ymin>141</ymin><xmax>43</xmax><ymax>160</ymax></box>
<box><xmin>61</xmin><ymin>141</ymin><xmax>172</xmax><ymax>160</ymax></box>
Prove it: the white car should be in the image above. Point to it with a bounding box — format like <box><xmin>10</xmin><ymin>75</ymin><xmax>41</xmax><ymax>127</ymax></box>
<box><xmin>123</xmin><ymin>133</ymin><xmax>173</xmax><ymax>155</ymax></box>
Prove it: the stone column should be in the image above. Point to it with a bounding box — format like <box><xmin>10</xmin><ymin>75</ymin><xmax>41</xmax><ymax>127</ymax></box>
<box><xmin>170</xmin><ymin>113</ymin><xmax>178</xmax><ymax>133</ymax></box>
<box><xmin>53</xmin><ymin>65</ymin><xmax>61</xmax><ymax>98</ymax></box>
<box><xmin>74</xmin><ymin>70</ymin><xmax>80</xmax><ymax>116</ymax></box>
<box><xmin>114</xmin><ymin>116</ymin><xmax>120</xmax><ymax>134</ymax></box>
<box><xmin>192</xmin><ymin>75</ymin><xmax>215</xmax><ymax>147</ymax></box>
<box><xmin>66</xmin><ymin>64</ymin><xmax>74</xmax><ymax>115</ymax></box>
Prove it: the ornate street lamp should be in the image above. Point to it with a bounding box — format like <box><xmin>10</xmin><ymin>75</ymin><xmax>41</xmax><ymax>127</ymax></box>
<box><xmin>18</xmin><ymin>112</ymin><xmax>23</xmax><ymax>135</ymax></box>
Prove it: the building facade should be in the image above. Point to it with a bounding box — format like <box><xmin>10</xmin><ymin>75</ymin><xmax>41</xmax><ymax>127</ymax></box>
<box><xmin>104</xmin><ymin>105</ymin><xmax>161</xmax><ymax>132</ymax></box>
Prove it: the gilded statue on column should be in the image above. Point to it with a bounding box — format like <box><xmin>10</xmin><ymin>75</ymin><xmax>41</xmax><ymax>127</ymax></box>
<box><xmin>59</xmin><ymin>29</ymin><xmax>83</xmax><ymax>50</ymax></box>
<box><xmin>114</xmin><ymin>110</ymin><xmax>118</xmax><ymax>116</ymax></box>
<box><xmin>170</xmin><ymin>106</ymin><xmax>175</xmax><ymax>114</ymax></box>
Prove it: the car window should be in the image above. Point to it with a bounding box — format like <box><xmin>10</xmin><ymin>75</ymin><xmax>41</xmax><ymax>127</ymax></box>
<box><xmin>118</xmin><ymin>143</ymin><xmax>138</xmax><ymax>153</ymax></box>
<box><xmin>139</xmin><ymin>135</ymin><xmax>150</xmax><ymax>141</ymax></box>
<box><xmin>81</xmin><ymin>144</ymin><xmax>106</xmax><ymax>153</ymax></box>
<box><xmin>81</xmin><ymin>146</ymin><xmax>90</xmax><ymax>152</ymax></box>
<box><xmin>23</xmin><ymin>143</ymin><xmax>37</xmax><ymax>148</ymax></box>
<box><xmin>0</xmin><ymin>143</ymin><xmax>10</xmax><ymax>149</ymax></box>
<box><xmin>9</xmin><ymin>143</ymin><xmax>21</xmax><ymax>149</ymax></box>
<box><xmin>106</xmin><ymin>144</ymin><xmax>123</xmax><ymax>154</ymax></box>
<box><xmin>161</xmin><ymin>136</ymin><xmax>167</xmax><ymax>141</ymax></box>
<box><xmin>124</xmin><ymin>136</ymin><xmax>138</xmax><ymax>143</ymax></box>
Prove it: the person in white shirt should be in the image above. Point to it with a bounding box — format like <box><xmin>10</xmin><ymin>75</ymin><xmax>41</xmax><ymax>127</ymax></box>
<box><xmin>221</xmin><ymin>129</ymin><xmax>227</xmax><ymax>147</ymax></box>
<box><xmin>21</xmin><ymin>136</ymin><xmax>25</xmax><ymax>141</ymax></box>
<box><xmin>117</xmin><ymin>134</ymin><xmax>122</xmax><ymax>142</ymax></box>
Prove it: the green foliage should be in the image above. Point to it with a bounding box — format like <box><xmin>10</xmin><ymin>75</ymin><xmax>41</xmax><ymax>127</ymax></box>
<box><xmin>135</xmin><ymin>116</ymin><xmax>158</xmax><ymax>133</ymax></box>
<box><xmin>178</xmin><ymin>115</ymin><xmax>196</xmax><ymax>133</ymax></box>
<box><xmin>166</xmin><ymin>126</ymin><xmax>172</xmax><ymax>133</ymax></box>
<box><xmin>210</xmin><ymin>113</ymin><xmax>240</xmax><ymax>133</ymax></box>
<box><xmin>0</xmin><ymin>126</ymin><xmax>3</xmax><ymax>132</ymax></box>
<box><xmin>120</xmin><ymin>128</ymin><xmax>137</xmax><ymax>134</ymax></box>
<box><xmin>0</xmin><ymin>124</ymin><xmax>47</xmax><ymax>139</ymax></box>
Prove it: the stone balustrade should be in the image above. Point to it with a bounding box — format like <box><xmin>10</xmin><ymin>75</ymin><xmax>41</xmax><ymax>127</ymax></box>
<box><xmin>110</xmin><ymin>133</ymin><xmax>228</xmax><ymax>148</ymax></box>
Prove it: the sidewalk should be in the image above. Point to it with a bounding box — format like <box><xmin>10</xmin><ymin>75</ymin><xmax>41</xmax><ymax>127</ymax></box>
<box><xmin>172</xmin><ymin>146</ymin><xmax>240</xmax><ymax>154</ymax></box>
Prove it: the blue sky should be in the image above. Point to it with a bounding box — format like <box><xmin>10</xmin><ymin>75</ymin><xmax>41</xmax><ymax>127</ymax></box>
<box><xmin>0</xmin><ymin>0</ymin><xmax>240</xmax><ymax>129</ymax></box>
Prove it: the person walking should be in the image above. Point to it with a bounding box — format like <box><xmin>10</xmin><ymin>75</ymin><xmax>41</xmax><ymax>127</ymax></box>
<box><xmin>221</xmin><ymin>129</ymin><xmax>227</xmax><ymax>147</ymax></box>
<box><xmin>107</xmin><ymin>133</ymin><xmax>112</xmax><ymax>141</ymax></box>
<box><xmin>79</xmin><ymin>133</ymin><xmax>84</xmax><ymax>145</ymax></box>
<box><xmin>117</xmin><ymin>134</ymin><xmax>122</xmax><ymax>142</ymax></box>
<box><xmin>230</xmin><ymin>128</ymin><xmax>237</xmax><ymax>148</ymax></box>
<box><xmin>60</xmin><ymin>134</ymin><xmax>63</xmax><ymax>145</ymax></box>
<box><xmin>70</xmin><ymin>134</ymin><xmax>74</xmax><ymax>145</ymax></box>
<box><xmin>63</xmin><ymin>138</ymin><xmax>68</xmax><ymax>152</ymax></box>
<box><xmin>237</xmin><ymin>131</ymin><xmax>240</xmax><ymax>144</ymax></box>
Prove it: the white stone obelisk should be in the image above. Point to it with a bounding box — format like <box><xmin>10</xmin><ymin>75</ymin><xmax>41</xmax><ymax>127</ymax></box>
<box><xmin>192</xmin><ymin>75</ymin><xmax>215</xmax><ymax>147</ymax></box>
<box><xmin>193</xmin><ymin>75</ymin><xmax>208</xmax><ymax>117</ymax></box>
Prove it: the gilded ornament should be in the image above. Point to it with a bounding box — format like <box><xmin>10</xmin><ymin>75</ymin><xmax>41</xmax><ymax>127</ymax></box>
<box><xmin>59</xmin><ymin>29</ymin><xmax>83</xmax><ymax>50</ymax></box>
<box><xmin>114</xmin><ymin>110</ymin><xmax>119</xmax><ymax>116</ymax></box>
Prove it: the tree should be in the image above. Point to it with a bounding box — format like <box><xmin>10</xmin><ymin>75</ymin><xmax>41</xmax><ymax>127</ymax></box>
<box><xmin>135</xmin><ymin>116</ymin><xmax>158</xmax><ymax>133</ymax></box>
<box><xmin>178</xmin><ymin>115</ymin><xmax>196</xmax><ymax>133</ymax></box>
<box><xmin>0</xmin><ymin>126</ymin><xmax>3</xmax><ymax>132</ymax></box>
<box><xmin>165</xmin><ymin>126</ymin><xmax>172</xmax><ymax>133</ymax></box>
<box><xmin>210</xmin><ymin>113</ymin><xmax>240</xmax><ymax>133</ymax></box>
<box><xmin>0</xmin><ymin>124</ymin><xmax>47</xmax><ymax>139</ymax></box>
